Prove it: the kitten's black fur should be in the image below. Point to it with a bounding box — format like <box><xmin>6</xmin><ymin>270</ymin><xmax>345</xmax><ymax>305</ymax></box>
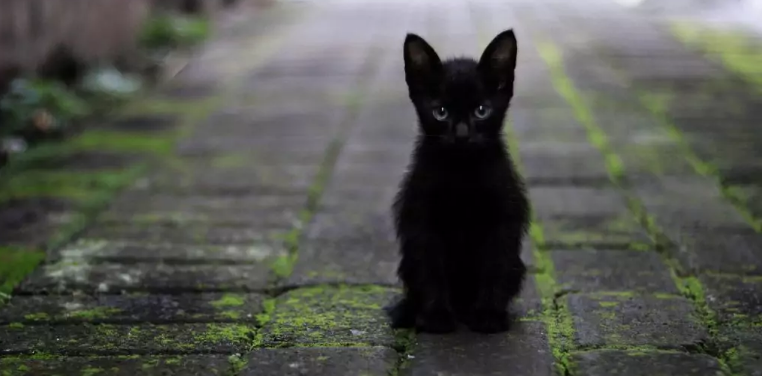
<box><xmin>386</xmin><ymin>30</ymin><xmax>530</xmax><ymax>334</ymax></box>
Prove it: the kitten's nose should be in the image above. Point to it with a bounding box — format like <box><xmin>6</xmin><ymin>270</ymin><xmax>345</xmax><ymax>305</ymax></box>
<box><xmin>455</xmin><ymin>123</ymin><xmax>469</xmax><ymax>138</ymax></box>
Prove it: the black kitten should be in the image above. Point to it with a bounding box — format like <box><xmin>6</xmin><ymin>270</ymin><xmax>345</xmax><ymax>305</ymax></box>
<box><xmin>386</xmin><ymin>30</ymin><xmax>530</xmax><ymax>334</ymax></box>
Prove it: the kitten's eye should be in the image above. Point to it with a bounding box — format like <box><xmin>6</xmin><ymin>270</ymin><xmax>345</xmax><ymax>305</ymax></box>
<box><xmin>432</xmin><ymin>106</ymin><xmax>448</xmax><ymax>121</ymax></box>
<box><xmin>474</xmin><ymin>105</ymin><xmax>492</xmax><ymax>119</ymax></box>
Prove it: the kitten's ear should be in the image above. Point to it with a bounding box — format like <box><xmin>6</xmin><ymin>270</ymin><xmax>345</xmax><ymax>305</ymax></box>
<box><xmin>477</xmin><ymin>29</ymin><xmax>518</xmax><ymax>93</ymax></box>
<box><xmin>403</xmin><ymin>33</ymin><xmax>443</xmax><ymax>92</ymax></box>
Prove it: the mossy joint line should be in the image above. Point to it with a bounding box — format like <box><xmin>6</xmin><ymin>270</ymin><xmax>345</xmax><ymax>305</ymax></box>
<box><xmin>504</xmin><ymin>118</ymin><xmax>575</xmax><ymax>375</ymax></box>
<box><xmin>531</xmin><ymin>34</ymin><xmax>746</xmax><ymax>374</ymax></box>
<box><xmin>265</xmin><ymin>41</ymin><xmax>387</xmax><ymax>284</ymax></box>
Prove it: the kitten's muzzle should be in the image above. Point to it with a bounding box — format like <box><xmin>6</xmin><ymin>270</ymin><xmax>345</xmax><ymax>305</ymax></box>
<box><xmin>454</xmin><ymin>123</ymin><xmax>470</xmax><ymax>139</ymax></box>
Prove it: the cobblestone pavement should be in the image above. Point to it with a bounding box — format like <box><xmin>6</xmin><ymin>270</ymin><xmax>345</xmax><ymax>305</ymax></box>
<box><xmin>1</xmin><ymin>0</ymin><xmax>762</xmax><ymax>375</ymax></box>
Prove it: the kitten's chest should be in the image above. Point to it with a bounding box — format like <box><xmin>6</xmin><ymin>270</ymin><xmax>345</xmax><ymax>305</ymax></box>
<box><xmin>427</xmin><ymin>175</ymin><xmax>506</xmax><ymax>225</ymax></box>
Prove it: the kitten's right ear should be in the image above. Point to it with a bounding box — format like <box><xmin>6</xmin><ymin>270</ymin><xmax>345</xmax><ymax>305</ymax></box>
<box><xmin>403</xmin><ymin>33</ymin><xmax>443</xmax><ymax>92</ymax></box>
<box><xmin>477</xmin><ymin>29</ymin><xmax>518</xmax><ymax>93</ymax></box>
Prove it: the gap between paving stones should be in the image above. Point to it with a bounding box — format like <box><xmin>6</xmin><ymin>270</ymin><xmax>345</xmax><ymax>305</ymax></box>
<box><xmin>524</xmin><ymin>19</ymin><xmax>744</xmax><ymax>375</ymax></box>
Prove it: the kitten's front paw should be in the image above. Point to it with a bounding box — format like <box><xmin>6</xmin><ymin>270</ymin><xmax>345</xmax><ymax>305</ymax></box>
<box><xmin>465</xmin><ymin>310</ymin><xmax>511</xmax><ymax>334</ymax></box>
<box><xmin>385</xmin><ymin>299</ymin><xmax>416</xmax><ymax>329</ymax></box>
<box><xmin>416</xmin><ymin>311</ymin><xmax>457</xmax><ymax>334</ymax></box>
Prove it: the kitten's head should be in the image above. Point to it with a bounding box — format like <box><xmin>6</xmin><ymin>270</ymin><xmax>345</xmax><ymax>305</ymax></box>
<box><xmin>403</xmin><ymin>30</ymin><xmax>518</xmax><ymax>144</ymax></box>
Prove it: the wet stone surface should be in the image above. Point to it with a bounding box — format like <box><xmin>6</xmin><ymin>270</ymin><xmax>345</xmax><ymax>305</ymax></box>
<box><xmin>240</xmin><ymin>347</ymin><xmax>398</xmax><ymax>376</ymax></box>
<box><xmin>405</xmin><ymin>321</ymin><xmax>555</xmax><ymax>376</ymax></box>
<box><xmin>529</xmin><ymin>187</ymin><xmax>651</xmax><ymax>249</ymax></box>
<box><xmin>260</xmin><ymin>286</ymin><xmax>397</xmax><ymax>347</ymax></box>
<box><xmin>0</xmin><ymin>293</ymin><xmax>265</xmax><ymax>324</ymax></box>
<box><xmin>569</xmin><ymin>350</ymin><xmax>725</xmax><ymax>376</ymax></box>
<box><xmin>0</xmin><ymin>197</ymin><xmax>81</xmax><ymax>249</ymax></box>
<box><xmin>50</xmin><ymin>239</ymin><xmax>286</xmax><ymax>264</ymax></box>
<box><xmin>0</xmin><ymin>355</ymin><xmax>234</xmax><ymax>376</ymax></box>
<box><xmin>700</xmin><ymin>274</ymin><xmax>762</xmax><ymax>324</ymax></box>
<box><xmin>15</xmin><ymin>151</ymin><xmax>141</xmax><ymax>172</ymax></box>
<box><xmin>567</xmin><ymin>293</ymin><xmax>708</xmax><ymax>348</ymax></box>
<box><xmin>17</xmin><ymin>262</ymin><xmax>273</xmax><ymax>294</ymax></box>
<box><xmin>549</xmin><ymin>249</ymin><xmax>679</xmax><ymax>294</ymax></box>
<box><xmin>0</xmin><ymin>323</ymin><xmax>255</xmax><ymax>355</ymax></box>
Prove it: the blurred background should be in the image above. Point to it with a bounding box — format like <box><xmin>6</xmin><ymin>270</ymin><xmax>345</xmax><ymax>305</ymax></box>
<box><xmin>1</xmin><ymin>0</ymin><xmax>762</xmax><ymax>374</ymax></box>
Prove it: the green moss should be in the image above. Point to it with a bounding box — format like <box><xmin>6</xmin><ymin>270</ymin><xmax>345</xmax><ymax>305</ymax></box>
<box><xmin>0</xmin><ymin>247</ymin><xmax>46</xmax><ymax>300</ymax></box>
<box><xmin>69</xmin><ymin>130</ymin><xmax>176</xmax><ymax>156</ymax></box>
<box><xmin>0</xmin><ymin>167</ymin><xmax>144</xmax><ymax>202</ymax></box>
<box><xmin>221</xmin><ymin>311</ymin><xmax>241</xmax><ymax>320</ymax></box>
<box><xmin>228</xmin><ymin>353</ymin><xmax>249</xmax><ymax>374</ymax></box>
<box><xmin>210</xmin><ymin>294</ymin><xmax>246</xmax><ymax>308</ymax></box>
<box><xmin>255</xmin><ymin>298</ymin><xmax>277</xmax><ymax>327</ymax></box>
<box><xmin>194</xmin><ymin>324</ymin><xmax>256</xmax><ymax>348</ymax></box>
<box><xmin>23</xmin><ymin>313</ymin><xmax>50</xmax><ymax>321</ymax></box>
<box><xmin>8</xmin><ymin>322</ymin><xmax>24</xmax><ymax>329</ymax></box>
<box><xmin>164</xmin><ymin>357</ymin><xmax>182</xmax><ymax>365</ymax></box>
<box><xmin>269</xmin><ymin>254</ymin><xmax>297</xmax><ymax>279</ymax></box>
<box><xmin>262</xmin><ymin>285</ymin><xmax>396</xmax><ymax>348</ymax></box>
<box><xmin>81</xmin><ymin>366</ymin><xmax>105</xmax><ymax>376</ymax></box>
<box><xmin>67</xmin><ymin>307</ymin><xmax>123</xmax><ymax>320</ymax></box>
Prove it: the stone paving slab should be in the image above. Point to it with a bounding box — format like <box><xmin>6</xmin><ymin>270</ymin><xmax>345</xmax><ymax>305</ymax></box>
<box><xmin>549</xmin><ymin>249</ymin><xmax>679</xmax><ymax>294</ymax></box>
<box><xmin>126</xmin><ymin>173</ymin><xmax>317</xmax><ymax>196</ymax></box>
<box><xmin>0</xmin><ymin>323</ymin><xmax>255</xmax><ymax>355</ymax></box>
<box><xmin>715</xmin><ymin>325</ymin><xmax>762</xmax><ymax>376</ymax></box>
<box><xmin>567</xmin><ymin>293</ymin><xmax>707</xmax><ymax>349</ymax></box>
<box><xmin>17</xmin><ymin>262</ymin><xmax>272</xmax><ymax>294</ymax></box>
<box><xmin>516</xmin><ymin>141</ymin><xmax>611</xmax><ymax>186</ymax></box>
<box><xmin>700</xmin><ymin>274</ymin><xmax>762</xmax><ymax>324</ymax></box>
<box><xmin>0</xmin><ymin>293</ymin><xmax>264</xmax><ymax>324</ymax></box>
<box><xmin>260</xmin><ymin>286</ymin><xmax>396</xmax><ymax>347</ymax></box>
<box><xmin>0</xmin><ymin>355</ymin><xmax>233</xmax><ymax>376</ymax></box>
<box><xmin>568</xmin><ymin>350</ymin><xmax>725</xmax><ymax>376</ymax></box>
<box><xmin>529</xmin><ymin>186</ymin><xmax>651</xmax><ymax>249</ymax></box>
<box><xmin>80</xmin><ymin>220</ymin><xmax>288</xmax><ymax>242</ymax></box>
<box><xmin>240</xmin><ymin>347</ymin><xmax>397</xmax><ymax>376</ymax></box>
<box><xmin>51</xmin><ymin>240</ymin><xmax>286</xmax><ymax>265</ymax></box>
<box><xmin>404</xmin><ymin>321</ymin><xmax>555</xmax><ymax>376</ymax></box>
<box><xmin>102</xmin><ymin>192</ymin><xmax>309</xmax><ymax>215</ymax></box>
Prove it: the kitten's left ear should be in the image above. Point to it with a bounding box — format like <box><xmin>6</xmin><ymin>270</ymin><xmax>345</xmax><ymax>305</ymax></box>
<box><xmin>477</xmin><ymin>29</ymin><xmax>518</xmax><ymax>93</ymax></box>
<box><xmin>403</xmin><ymin>33</ymin><xmax>443</xmax><ymax>93</ymax></box>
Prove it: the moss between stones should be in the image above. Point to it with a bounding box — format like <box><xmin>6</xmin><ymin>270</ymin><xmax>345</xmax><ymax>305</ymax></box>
<box><xmin>211</xmin><ymin>294</ymin><xmax>246</xmax><ymax>308</ymax></box>
<box><xmin>266</xmin><ymin>98</ymin><xmax>361</xmax><ymax>283</ymax></box>
<box><xmin>504</xmin><ymin>117</ymin><xmax>575</xmax><ymax>374</ymax></box>
<box><xmin>227</xmin><ymin>353</ymin><xmax>248</xmax><ymax>376</ymax></box>
<box><xmin>81</xmin><ymin>366</ymin><xmax>105</xmax><ymax>376</ymax></box>
<box><xmin>67</xmin><ymin>307</ymin><xmax>124</xmax><ymax>320</ymax></box>
<box><xmin>0</xmin><ymin>247</ymin><xmax>46</xmax><ymax>302</ymax></box>
<box><xmin>255</xmin><ymin>298</ymin><xmax>276</xmax><ymax>327</ymax></box>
